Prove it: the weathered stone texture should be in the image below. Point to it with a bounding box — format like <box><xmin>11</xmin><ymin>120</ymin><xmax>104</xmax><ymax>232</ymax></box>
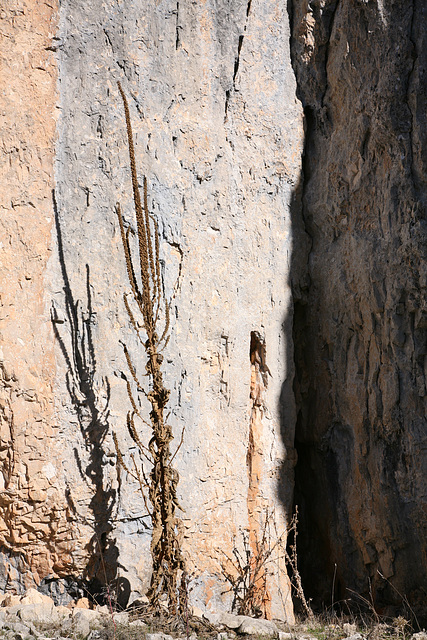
<box><xmin>1</xmin><ymin>0</ymin><xmax>303</xmax><ymax>621</ymax></box>
<box><xmin>52</xmin><ymin>0</ymin><xmax>302</xmax><ymax>619</ymax></box>
<box><xmin>2</xmin><ymin>0</ymin><xmax>426</xmax><ymax>624</ymax></box>
<box><xmin>0</xmin><ymin>0</ymin><xmax>77</xmax><ymax>588</ymax></box>
<box><xmin>289</xmin><ymin>0</ymin><xmax>427</xmax><ymax>616</ymax></box>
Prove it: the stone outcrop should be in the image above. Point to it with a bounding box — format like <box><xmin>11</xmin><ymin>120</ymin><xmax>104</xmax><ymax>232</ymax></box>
<box><xmin>2</xmin><ymin>0</ymin><xmax>426</xmax><ymax>625</ymax></box>
<box><xmin>289</xmin><ymin>0</ymin><xmax>427</xmax><ymax>618</ymax></box>
<box><xmin>1</xmin><ymin>587</ymin><xmax>422</xmax><ymax>640</ymax></box>
<box><xmin>0</xmin><ymin>0</ymin><xmax>302</xmax><ymax>621</ymax></box>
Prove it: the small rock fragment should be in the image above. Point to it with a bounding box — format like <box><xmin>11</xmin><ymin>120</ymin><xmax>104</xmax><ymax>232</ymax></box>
<box><xmin>55</xmin><ymin>605</ymin><xmax>72</xmax><ymax>620</ymax></box>
<box><xmin>19</xmin><ymin>604</ymin><xmax>58</xmax><ymax>625</ymax></box>
<box><xmin>20</xmin><ymin>589</ymin><xmax>55</xmax><ymax>608</ymax></box>
<box><xmin>96</xmin><ymin>605</ymin><xmax>109</xmax><ymax>614</ymax></box>
<box><xmin>2</xmin><ymin>596</ymin><xmax>21</xmax><ymax>608</ymax></box>
<box><xmin>8</xmin><ymin>622</ymin><xmax>31</xmax><ymax>635</ymax></box>
<box><xmin>5</xmin><ymin>605</ymin><xmax>23</xmax><ymax>618</ymax></box>
<box><xmin>63</xmin><ymin>608</ymin><xmax>101</xmax><ymax>637</ymax></box>
<box><xmin>75</xmin><ymin>597</ymin><xmax>91</xmax><ymax>609</ymax></box>
<box><xmin>237</xmin><ymin>617</ymin><xmax>279</xmax><ymax>637</ymax></box>
<box><xmin>130</xmin><ymin>595</ymin><xmax>149</xmax><ymax>608</ymax></box>
<box><xmin>129</xmin><ymin>619</ymin><xmax>148</xmax><ymax>629</ymax></box>
<box><xmin>343</xmin><ymin>623</ymin><xmax>357</xmax><ymax>636</ymax></box>
<box><xmin>113</xmin><ymin>611</ymin><xmax>129</xmax><ymax>624</ymax></box>
<box><xmin>220</xmin><ymin>614</ymin><xmax>246</xmax><ymax>629</ymax></box>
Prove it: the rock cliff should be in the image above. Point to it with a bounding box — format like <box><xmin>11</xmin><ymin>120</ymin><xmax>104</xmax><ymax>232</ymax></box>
<box><xmin>1</xmin><ymin>0</ymin><xmax>426</xmax><ymax>625</ymax></box>
<box><xmin>289</xmin><ymin>0</ymin><xmax>427</xmax><ymax>618</ymax></box>
<box><xmin>0</xmin><ymin>0</ymin><xmax>302</xmax><ymax>621</ymax></box>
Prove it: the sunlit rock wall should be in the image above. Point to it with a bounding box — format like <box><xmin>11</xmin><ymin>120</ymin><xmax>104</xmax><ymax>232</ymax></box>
<box><xmin>0</xmin><ymin>0</ymin><xmax>67</xmax><ymax>590</ymax></box>
<box><xmin>0</xmin><ymin>0</ymin><xmax>303</xmax><ymax>621</ymax></box>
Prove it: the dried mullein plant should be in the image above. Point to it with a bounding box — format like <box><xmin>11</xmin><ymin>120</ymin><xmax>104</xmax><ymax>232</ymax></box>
<box><xmin>113</xmin><ymin>81</ymin><xmax>184</xmax><ymax>614</ymax></box>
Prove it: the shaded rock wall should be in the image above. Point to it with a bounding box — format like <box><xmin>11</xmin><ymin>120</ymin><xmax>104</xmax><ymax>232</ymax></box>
<box><xmin>289</xmin><ymin>0</ymin><xmax>427</xmax><ymax>616</ymax></box>
<box><xmin>0</xmin><ymin>0</ymin><xmax>302</xmax><ymax>620</ymax></box>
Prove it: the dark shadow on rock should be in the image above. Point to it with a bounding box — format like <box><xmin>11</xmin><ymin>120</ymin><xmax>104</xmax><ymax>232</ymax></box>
<box><xmin>277</xmin><ymin>169</ymin><xmax>307</xmax><ymax>515</ymax></box>
<box><xmin>278</xmin><ymin>165</ymin><xmax>315</xmax><ymax>617</ymax></box>
<box><xmin>51</xmin><ymin>189</ymin><xmax>118</xmax><ymax>604</ymax></box>
<box><xmin>0</xmin><ymin>549</ymin><xmax>30</xmax><ymax>595</ymax></box>
<box><xmin>116</xmin><ymin>576</ymin><xmax>131</xmax><ymax>610</ymax></box>
<box><xmin>283</xmin><ymin>0</ymin><xmax>427</xmax><ymax>628</ymax></box>
<box><xmin>280</xmin><ymin>11</ymin><xmax>369</xmax><ymax>613</ymax></box>
<box><xmin>38</xmin><ymin>575</ymin><xmax>86</xmax><ymax>606</ymax></box>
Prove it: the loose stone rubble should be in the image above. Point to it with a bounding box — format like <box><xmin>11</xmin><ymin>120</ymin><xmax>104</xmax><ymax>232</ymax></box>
<box><xmin>0</xmin><ymin>589</ymin><xmax>423</xmax><ymax>640</ymax></box>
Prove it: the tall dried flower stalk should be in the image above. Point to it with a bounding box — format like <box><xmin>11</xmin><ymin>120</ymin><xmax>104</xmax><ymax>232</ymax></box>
<box><xmin>113</xmin><ymin>81</ymin><xmax>184</xmax><ymax>613</ymax></box>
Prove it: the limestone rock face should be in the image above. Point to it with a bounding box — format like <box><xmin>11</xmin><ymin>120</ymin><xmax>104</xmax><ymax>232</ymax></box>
<box><xmin>289</xmin><ymin>0</ymin><xmax>427</xmax><ymax>615</ymax></box>
<box><xmin>0</xmin><ymin>0</ymin><xmax>302</xmax><ymax>621</ymax></box>
<box><xmin>0</xmin><ymin>0</ymin><xmax>68</xmax><ymax>587</ymax></box>
<box><xmin>5</xmin><ymin>0</ymin><xmax>425</xmax><ymax>624</ymax></box>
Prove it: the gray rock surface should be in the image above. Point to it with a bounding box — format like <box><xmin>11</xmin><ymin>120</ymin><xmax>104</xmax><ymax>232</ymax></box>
<box><xmin>0</xmin><ymin>0</ymin><xmax>301</xmax><ymax>623</ymax></box>
<box><xmin>218</xmin><ymin>614</ymin><xmax>246</xmax><ymax>630</ymax></box>
<box><xmin>289</xmin><ymin>0</ymin><xmax>427</xmax><ymax>619</ymax></box>
<box><xmin>63</xmin><ymin>609</ymin><xmax>101</xmax><ymax>638</ymax></box>
<box><xmin>18</xmin><ymin>604</ymin><xmax>58</xmax><ymax>625</ymax></box>
<box><xmin>342</xmin><ymin>624</ymin><xmax>357</xmax><ymax>637</ymax></box>
<box><xmin>146</xmin><ymin>634</ymin><xmax>174</xmax><ymax>640</ymax></box>
<box><xmin>236</xmin><ymin>616</ymin><xmax>278</xmax><ymax>636</ymax></box>
<box><xmin>207</xmin><ymin>612</ymin><xmax>278</xmax><ymax>637</ymax></box>
<box><xmin>113</xmin><ymin>612</ymin><xmax>129</xmax><ymax>625</ymax></box>
<box><xmin>2</xmin><ymin>0</ymin><xmax>426</xmax><ymax>627</ymax></box>
<box><xmin>129</xmin><ymin>619</ymin><xmax>148</xmax><ymax>630</ymax></box>
<box><xmin>5</xmin><ymin>623</ymin><xmax>32</xmax><ymax>636</ymax></box>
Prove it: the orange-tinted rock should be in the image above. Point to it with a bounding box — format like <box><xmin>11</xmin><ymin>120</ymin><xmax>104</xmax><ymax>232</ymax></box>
<box><xmin>0</xmin><ymin>0</ymin><xmax>76</xmax><ymax>589</ymax></box>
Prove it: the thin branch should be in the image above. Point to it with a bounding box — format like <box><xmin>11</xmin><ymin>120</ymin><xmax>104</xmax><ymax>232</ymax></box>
<box><xmin>169</xmin><ymin>424</ymin><xmax>186</xmax><ymax>465</ymax></box>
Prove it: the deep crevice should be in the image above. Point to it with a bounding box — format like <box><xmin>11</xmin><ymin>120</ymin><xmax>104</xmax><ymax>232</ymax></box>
<box><xmin>233</xmin><ymin>35</ymin><xmax>244</xmax><ymax>84</ymax></box>
<box><xmin>175</xmin><ymin>1</ymin><xmax>181</xmax><ymax>50</ymax></box>
<box><xmin>245</xmin><ymin>331</ymin><xmax>270</xmax><ymax>618</ymax></box>
<box><xmin>224</xmin><ymin>0</ymin><xmax>252</xmax><ymax>120</ymax></box>
<box><xmin>286</xmin><ymin>0</ymin><xmax>347</xmax><ymax>612</ymax></box>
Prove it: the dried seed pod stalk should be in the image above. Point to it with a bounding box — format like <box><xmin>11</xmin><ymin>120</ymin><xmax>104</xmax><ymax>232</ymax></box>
<box><xmin>114</xmin><ymin>81</ymin><xmax>184</xmax><ymax>614</ymax></box>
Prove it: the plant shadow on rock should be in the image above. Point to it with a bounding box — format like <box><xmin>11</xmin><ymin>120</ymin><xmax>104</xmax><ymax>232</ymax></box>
<box><xmin>51</xmin><ymin>190</ymin><xmax>128</xmax><ymax>609</ymax></box>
